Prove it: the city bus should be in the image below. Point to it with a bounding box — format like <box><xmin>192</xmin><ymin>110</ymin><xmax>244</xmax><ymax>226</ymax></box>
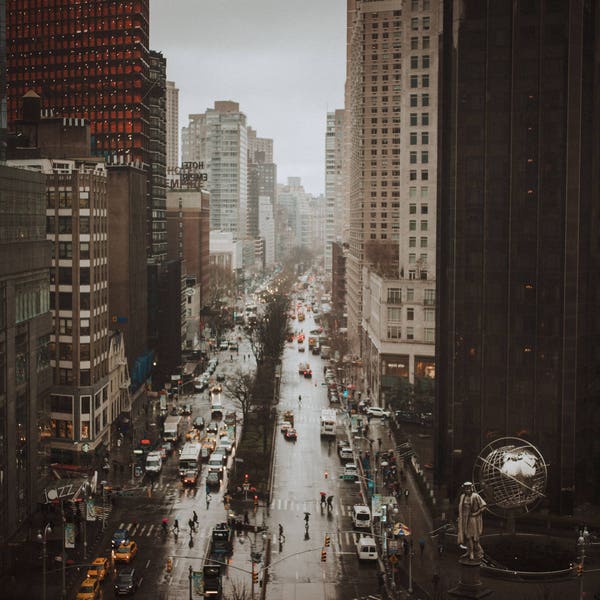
<box><xmin>320</xmin><ymin>409</ymin><xmax>337</xmax><ymax>437</ymax></box>
<box><xmin>178</xmin><ymin>442</ymin><xmax>202</xmax><ymax>476</ymax></box>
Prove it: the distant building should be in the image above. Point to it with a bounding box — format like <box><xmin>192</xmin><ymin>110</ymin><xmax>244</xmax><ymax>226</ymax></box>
<box><xmin>166</xmin><ymin>81</ymin><xmax>180</xmax><ymax>171</ymax></box>
<box><xmin>258</xmin><ymin>196</ymin><xmax>275</xmax><ymax>269</ymax></box>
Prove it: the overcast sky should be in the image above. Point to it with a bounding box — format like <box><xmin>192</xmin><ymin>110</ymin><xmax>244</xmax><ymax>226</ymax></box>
<box><xmin>150</xmin><ymin>0</ymin><xmax>346</xmax><ymax>195</ymax></box>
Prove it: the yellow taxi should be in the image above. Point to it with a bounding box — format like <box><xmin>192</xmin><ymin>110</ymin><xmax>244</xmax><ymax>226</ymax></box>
<box><xmin>75</xmin><ymin>577</ymin><xmax>102</xmax><ymax>600</ymax></box>
<box><xmin>87</xmin><ymin>556</ymin><xmax>110</xmax><ymax>581</ymax></box>
<box><xmin>114</xmin><ymin>539</ymin><xmax>138</xmax><ymax>563</ymax></box>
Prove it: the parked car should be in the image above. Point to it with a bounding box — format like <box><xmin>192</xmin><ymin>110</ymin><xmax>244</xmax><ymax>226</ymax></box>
<box><xmin>114</xmin><ymin>567</ymin><xmax>140</xmax><ymax>596</ymax></box>
<box><xmin>366</xmin><ymin>406</ymin><xmax>390</xmax><ymax>418</ymax></box>
<box><xmin>280</xmin><ymin>421</ymin><xmax>292</xmax><ymax>433</ymax></box>
<box><xmin>193</xmin><ymin>416</ymin><xmax>205</xmax><ymax>430</ymax></box>
<box><xmin>285</xmin><ymin>428</ymin><xmax>298</xmax><ymax>441</ymax></box>
<box><xmin>217</xmin><ymin>437</ymin><xmax>234</xmax><ymax>453</ymax></box>
<box><xmin>180</xmin><ymin>404</ymin><xmax>192</xmax><ymax>416</ymax></box>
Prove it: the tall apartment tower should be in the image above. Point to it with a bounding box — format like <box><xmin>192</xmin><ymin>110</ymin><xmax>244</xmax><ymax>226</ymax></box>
<box><xmin>436</xmin><ymin>0</ymin><xmax>600</xmax><ymax>515</ymax></box>
<box><xmin>6</xmin><ymin>0</ymin><xmax>151</xmax><ymax>165</ymax></box>
<box><xmin>344</xmin><ymin>0</ymin><xmax>438</xmax><ymax>400</ymax></box>
<box><xmin>181</xmin><ymin>101</ymin><xmax>248</xmax><ymax>241</ymax></box>
<box><xmin>166</xmin><ymin>81</ymin><xmax>180</xmax><ymax>170</ymax></box>
<box><xmin>148</xmin><ymin>51</ymin><xmax>168</xmax><ymax>264</ymax></box>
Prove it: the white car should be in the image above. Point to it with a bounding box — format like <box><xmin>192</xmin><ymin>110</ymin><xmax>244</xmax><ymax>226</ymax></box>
<box><xmin>366</xmin><ymin>406</ymin><xmax>390</xmax><ymax>418</ymax></box>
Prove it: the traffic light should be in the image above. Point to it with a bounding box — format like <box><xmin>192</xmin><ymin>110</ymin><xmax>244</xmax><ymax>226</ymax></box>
<box><xmin>321</xmin><ymin>548</ymin><xmax>327</xmax><ymax>562</ymax></box>
<box><xmin>577</xmin><ymin>563</ymin><xmax>583</xmax><ymax>576</ymax></box>
<box><xmin>324</xmin><ymin>534</ymin><xmax>331</xmax><ymax>547</ymax></box>
<box><xmin>166</xmin><ymin>557</ymin><xmax>173</xmax><ymax>573</ymax></box>
<box><xmin>252</xmin><ymin>570</ymin><xmax>258</xmax><ymax>583</ymax></box>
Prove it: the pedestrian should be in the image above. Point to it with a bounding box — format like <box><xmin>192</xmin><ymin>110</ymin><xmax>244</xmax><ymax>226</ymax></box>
<box><xmin>243</xmin><ymin>510</ymin><xmax>250</xmax><ymax>525</ymax></box>
<box><xmin>378</xmin><ymin>437</ymin><xmax>382</xmax><ymax>450</ymax></box>
<box><xmin>320</xmin><ymin>492</ymin><xmax>327</xmax><ymax>507</ymax></box>
<box><xmin>327</xmin><ymin>495</ymin><xmax>334</xmax><ymax>511</ymax></box>
<box><xmin>404</xmin><ymin>488</ymin><xmax>409</xmax><ymax>502</ymax></box>
<box><xmin>193</xmin><ymin>511</ymin><xmax>198</xmax><ymax>526</ymax></box>
<box><xmin>278</xmin><ymin>523</ymin><xmax>285</xmax><ymax>541</ymax></box>
<box><xmin>419</xmin><ymin>537</ymin><xmax>425</xmax><ymax>556</ymax></box>
<box><xmin>174</xmin><ymin>518</ymin><xmax>179</xmax><ymax>532</ymax></box>
<box><xmin>188</xmin><ymin>518</ymin><xmax>195</xmax><ymax>532</ymax></box>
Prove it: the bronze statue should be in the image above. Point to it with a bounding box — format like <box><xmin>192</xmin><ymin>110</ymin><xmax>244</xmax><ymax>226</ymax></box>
<box><xmin>457</xmin><ymin>481</ymin><xmax>487</xmax><ymax>561</ymax></box>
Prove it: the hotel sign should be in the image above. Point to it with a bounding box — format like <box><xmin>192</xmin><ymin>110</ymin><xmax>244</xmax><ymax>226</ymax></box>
<box><xmin>168</xmin><ymin>161</ymin><xmax>208</xmax><ymax>190</ymax></box>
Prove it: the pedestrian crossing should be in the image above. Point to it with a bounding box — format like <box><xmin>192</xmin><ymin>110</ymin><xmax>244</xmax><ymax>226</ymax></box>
<box><xmin>268</xmin><ymin>496</ymin><xmax>356</xmax><ymax>518</ymax></box>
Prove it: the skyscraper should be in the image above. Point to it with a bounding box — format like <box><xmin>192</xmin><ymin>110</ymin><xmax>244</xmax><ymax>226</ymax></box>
<box><xmin>343</xmin><ymin>0</ymin><xmax>438</xmax><ymax>402</ymax></box>
<box><xmin>166</xmin><ymin>81</ymin><xmax>180</xmax><ymax>171</ymax></box>
<box><xmin>436</xmin><ymin>0</ymin><xmax>600</xmax><ymax>514</ymax></box>
<box><xmin>182</xmin><ymin>101</ymin><xmax>248</xmax><ymax>241</ymax></box>
<box><xmin>6</xmin><ymin>0</ymin><xmax>151</xmax><ymax>165</ymax></box>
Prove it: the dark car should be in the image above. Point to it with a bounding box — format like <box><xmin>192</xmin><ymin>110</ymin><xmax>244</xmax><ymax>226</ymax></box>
<box><xmin>180</xmin><ymin>404</ymin><xmax>192</xmax><ymax>416</ymax></box>
<box><xmin>182</xmin><ymin>469</ymin><xmax>198</xmax><ymax>486</ymax></box>
<box><xmin>114</xmin><ymin>567</ymin><xmax>139</xmax><ymax>596</ymax></box>
<box><xmin>111</xmin><ymin>528</ymin><xmax>130</xmax><ymax>550</ymax></box>
<box><xmin>206</xmin><ymin>421</ymin><xmax>219</xmax><ymax>434</ymax></box>
<box><xmin>206</xmin><ymin>471</ymin><xmax>220</xmax><ymax>489</ymax></box>
<box><xmin>193</xmin><ymin>416</ymin><xmax>205</xmax><ymax>430</ymax></box>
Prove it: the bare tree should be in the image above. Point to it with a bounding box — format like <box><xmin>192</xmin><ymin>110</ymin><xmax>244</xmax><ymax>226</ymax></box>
<box><xmin>223</xmin><ymin>369</ymin><xmax>255</xmax><ymax>421</ymax></box>
<box><xmin>227</xmin><ymin>578</ymin><xmax>252</xmax><ymax>600</ymax></box>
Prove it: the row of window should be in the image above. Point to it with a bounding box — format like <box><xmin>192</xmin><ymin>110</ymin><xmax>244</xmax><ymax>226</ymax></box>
<box><xmin>49</xmin><ymin>289</ymin><xmax>108</xmax><ymax>311</ymax></box>
<box><xmin>388</xmin><ymin>307</ymin><xmax>435</xmax><ymax>322</ymax></box>
<box><xmin>53</xmin><ymin>240</ymin><xmax>107</xmax><ymax>260</ymax></box>
<box><xmin>388</xmin><ymin>288</ymin><xmax>435</xmax><ymax>304</ymax></box>
<box><xmin>47</xmin><ymin>215</ymin><xmax>106</xmax><ymax>234</ymax></box>
<box><xmin>387</xmin><ymin>326</ymin><xmax>435</xmax><ymax>343</ymax></box>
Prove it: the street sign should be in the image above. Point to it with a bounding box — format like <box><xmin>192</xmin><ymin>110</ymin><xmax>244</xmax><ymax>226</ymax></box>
<box><xmin>389</xmin><ymin>554</ymin><xmax>398</xmax><ymax>564</ymax></box>
<box><xmin>340</xmin><ymin>475</ymin><xmax>356</xmax><ymax>480</ymax></box>
<box><xmin>242</xmin><ymin>483</ymin><xmax>250</xmax><ymax>491</ymax></box>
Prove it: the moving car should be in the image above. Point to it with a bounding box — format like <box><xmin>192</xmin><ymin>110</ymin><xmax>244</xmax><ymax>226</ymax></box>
<box><xmin>351</xmin><ymin>505</ymin><xmax>372</xmax><ymax>530</ymax></box>
<box><xmin>87</xmin><ymin>557</ymin><xmax>110</xmax><ymax>581</ymax></box>
<box><xmin>280</xmin><ymin>421</ymin><xmax>292</xmax><ymax>433</ymax></box>
<box><xmin>206</xmin><ymin>471</ymin><xmax>220</xmax><ymax>489</ymax></box>
<box><xmin>112</xmin><ymin>529</ymin><xmax>130</xmax><ymax>550</ymax></box>
<box><xmin>285</xmin><ymin>428</ymin><xmax>298</xmax><ymax>441</ymax></box>
<box><xmin>114</xmin><ymin>540</ymin><xmax>138</xmax><ymax>563</ymax></box>
<box><xmin>366</xmin><ymin>406</ymin><xmax>390</xmax><ymax>418</ymax></box>
<box><xmin>114</xmin><ymin>567</ymin><xmax>140</xmax><ymax>596</ymax></box>
<box><xmin>217</xmin><ymin>436</ymin><xmax>234</xmax><ymax>453</ymax></box>
<box><xmin>356</xmin><ymin>535</ymin><xmax>378</xmax><ymax>561</ymax></box>
<box><xmin>76</xmin><ymin>577</ymin><xmax>101</xmax><ymax>600</ymax></box>
<box><xmin>182</xmin><ymin>469</ymin><xmax>199</xmax><ymax>486</ymax></box>
<box><xmin>343</xmin><ymin>463</ymin><xmax>358</xmax><ymax>481</ymax></box>
<box><xmin>180</xmin><ymin>404</ymin><xmax>192</xmax><ymax>416</ymax></box>
<box><xmin>193</xmin><ymin>416</ymin><xmax>205</xmax><ymax>430</ymax></box>
<box><xmin>206</xmin><ymin>421</ymin><xmax>219</xmax><ymax>434</ymax></box>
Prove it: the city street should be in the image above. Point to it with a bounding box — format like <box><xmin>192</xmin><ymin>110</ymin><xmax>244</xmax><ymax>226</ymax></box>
<box><xmin>266</xmin><ymin>309</ymin><xmax>380</xmax><ymax>600</ymax></box>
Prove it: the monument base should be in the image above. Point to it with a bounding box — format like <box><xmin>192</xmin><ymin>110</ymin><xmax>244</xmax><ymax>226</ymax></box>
<box><xmin>448</xmin><ymin>558</ymin><xmax>492</xmax><ymax>599</ymax></box>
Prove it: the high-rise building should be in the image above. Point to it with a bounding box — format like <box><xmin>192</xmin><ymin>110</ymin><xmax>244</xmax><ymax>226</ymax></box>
<box><xmin>6</xmin><ymin>0</ymin><xmax>151</xmax><ymax>165</ymax></box>
<box><xmin>182</xmin><ymin>101</ymin><xmax>248</xmax><ymax>241</ymax></box>
<box><xmin>324</xmin><ymin>110</ymin><xmax>345</xmax><ymax>274</ymax></box>
<box><xmin>247</xmin><ymin>126</ymin><xmax>273</xmax><ymax>163</ymax></box>
<box><xmin>435</xmin><ymin>0</ymin><xmax>600</xmax><ymax>514</ymax></box>
<box><xmin>344</xmin><ymin>0</ymin><xmax>438</xmax><ymax>403</ymax></box>
<box><xmin>0</xmin><ymin>164</ymin><xmax>52</xmax><ymax>566</ymax></box>
<box><xmin>166</xmin><ymin>81</ymin><xmax>180</xmax><ymax>171</ymax></box>
<box><xmin>148</xmin><ymin>51</ymin><xmax>168</xmax><ymax>264</ymax></box>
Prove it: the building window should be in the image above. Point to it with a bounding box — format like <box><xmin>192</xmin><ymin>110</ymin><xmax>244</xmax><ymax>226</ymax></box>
<box><xmin>409</xmin><ymin>253</ymin><xmax>416</xmax><ymax>264</ymax></box>
<box><xmin>411</xmin><ymin>0</ymin><xmax>419</xmax><ymax>9</ymax></box>
<box><xmin>387</xmin><ymin>325</ymin><xmax>402</xmax><ymax>340</ymax></box>
<box><xmin>422</xmin><ymin>131</ymin><xmax>429</xmax><ymax>144</ymax></box>
<box><xmin>422</xmin><ymin>55</ymin><xmax>430</xmax><ymax>69</ymax></box>
<box><xmin>423</xmin><ymin>0</ymin><xmax>430</xmax><ymax>9</ymax></box>
<box><xmin>410</xmin><ymin>170</ymin><xmax>417</xmax><ymax>181</ymax></box>
<box><xmin>423</xmin><ymin>36</ymin><xmax>430</xmax><ymax>49</ymax></box>
<box><xmin>422</xmin><ymin>74</ymin><xmax>429</xmax><ymax>87</ymax></box>
<box><xmin>407</xmin><ymin>307</ymin><xmax>415</xmax><ymax>320</ymax></box>
<box><xmin>421</xmin><ymin>113</ymin><xmax>429</xmax><ymax>126</ymax></box>
<box><xmin>388</xmin><ymin>307</ymin><xmax>402</xmax><ymax>322</ymax></box>
<box><xmin>423</xmin><ymin>16</ymin><xmax>430</xmax><ymax>29</ymax></box>
<box><xmin>409</xmin><ymin>187</ymin><xmax>417</xmax><ymax>198</ymax></box>
<box><xmin>410</xmin><ymin>113</ymin><xmax>418</xmax><ymax>126</ymax></box>
<box><xmin>410</xmin><ymin>132</ymin><xmax>418</xmax><ymax>145</ymax></box>
<box><xmin>50</xmin><ymin>419</ymin><xmax>74</xmax><ymax>439</ymax></box>
<box><xmin>410</xmin><ymin>56</ymin><xmax>419</xmax><ymax>69</ymax></box>
<box><xmin>420</xmin><ymin>237</ymin><xmax>428</xmax><ymax>248</ymax></box>
<box><xmin>409</xmin><ymin>203</ymin><xmax>417</xmax><ymax>214</ymax></box>
<box><xmin>80</xmin><ymin>242</ymin><xmax>90</xmax><ymax>259</ymax></box>
<box><xmin>407</xmin><ymin>288</ymin><xmax>415</xmax><ymax>301</ymax></box>
<box><xmin>410</xmin><ymin>151</ymin><xmax>417</xmax><ymax>164</ymax></box>
<box><xmin>410</xmin><ymin>94</ymin><xmax>418</xmax><ymax>107</ymax></box>
<box><xmin>411</xmin><ymin>37</ymin><xmax>418</xmax><ymax>50</ymax></box>
<box><xmin>409</xmin><ymin>220</ymin><xmax>417</xmax><ymax>231</ymax></box>
<box><xmin>50</xmin><ymin>395</ymin><xmax>73</xmax><ymax>413</ymax></box>
<box><xmin>421</xmin><ymin>186</ymin><xmax>429</xmax><ymax>198</ymax></box>
<box><xmin>421</xmin><ymin>151</ymin><xmax>429</xmax><ymax>164</ymax></box>
<box><xmin>410</xmin><ymin>75</ymin><xmax>418</xmax><ymax>88</ymax></box>
<box><xmin>424</xmin><ymin>308</ymin><xmax>435</xmax><ymax>321</ymax></box>
<box><xmin>411</xmin><ymin>17</ymin><xmax>419</xmax><ymax>30</ymax></box>
<box><xmin>406</xmin><ymin>327</ymin><xmax>415</xmax><ymax>340</ymax></box>
<box><xmin>409</xmin><ymin>237</ymin><xmax>417</xmax><ymax>248</ymax></box>
<box><xmin>421</xmin><ymin>220</ymin><xmax>428</xmax><ymax>231</ymax></box>
<box><xmin>424</xmin><ymin>328</ymin><xmax>435</xmax><ymax>343</ymax></box>
<box><xmin>422</xmin><ymin>93</ymin><xmax>430</xmax><ymax>106</ymax></box>
<box><xmin>421</xmin><ymin>170</ymin><xmax>429</xmax><ymax>180</ymax></box>
<box><xmin>387</xmin><ymin>288</ymin><xmax>401</xmax><ymax>304</ymax></box>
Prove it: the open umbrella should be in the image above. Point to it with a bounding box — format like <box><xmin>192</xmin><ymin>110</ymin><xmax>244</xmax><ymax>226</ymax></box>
<box><xmin>393</xmin><ymin>522</ymin><xmax>411</xmax><ymax>537</ymax></box>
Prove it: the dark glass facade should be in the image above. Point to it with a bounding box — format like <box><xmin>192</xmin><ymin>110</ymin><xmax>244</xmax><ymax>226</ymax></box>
<box><xmin>436</xmin><ymin>0</ymin><xmax>600</xmax><ymax>514</ymax></box>
<box><xmin>6</xmin><ymin>0</ymin><xmax>150</xmax><ymax>165</ymax></box>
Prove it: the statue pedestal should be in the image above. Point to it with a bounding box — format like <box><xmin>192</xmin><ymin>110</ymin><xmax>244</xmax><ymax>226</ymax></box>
<box><xmin>448</xmin><ymin>558</ymin><xmax>492</xmax><ymax>599</ymax></box>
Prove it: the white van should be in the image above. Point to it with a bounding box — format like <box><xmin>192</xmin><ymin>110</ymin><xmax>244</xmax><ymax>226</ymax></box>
<box><xmin>352</xmin><ymin>504</ymin><xmax>372</xmax><ymax>529</ymax></box>
<box><xmin>145</xmin><ymin>451</ymin><xmax>162</xmax><ymax>474</ymax></box>
<box><xmin>356</xmin><ymin>535</ymin><xmax>378</xmax><ymax>561</ymax></box>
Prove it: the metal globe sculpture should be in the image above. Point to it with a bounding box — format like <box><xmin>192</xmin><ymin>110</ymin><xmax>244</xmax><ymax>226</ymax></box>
<box><xmin>473</xmin><ymin>437</ymin><xmax>547</xmax><ymax>518</ymax></box>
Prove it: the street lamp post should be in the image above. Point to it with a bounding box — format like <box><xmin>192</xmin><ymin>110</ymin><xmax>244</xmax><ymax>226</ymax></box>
<box><xmin>577</xmin><ymin>527</ymin><xmax>590</xmax><ymax>600</ymax></box>
<box><xmin>37</xmin><ymin>522</ymin><xmax>53</xmax><ymax>600</ymax></box>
